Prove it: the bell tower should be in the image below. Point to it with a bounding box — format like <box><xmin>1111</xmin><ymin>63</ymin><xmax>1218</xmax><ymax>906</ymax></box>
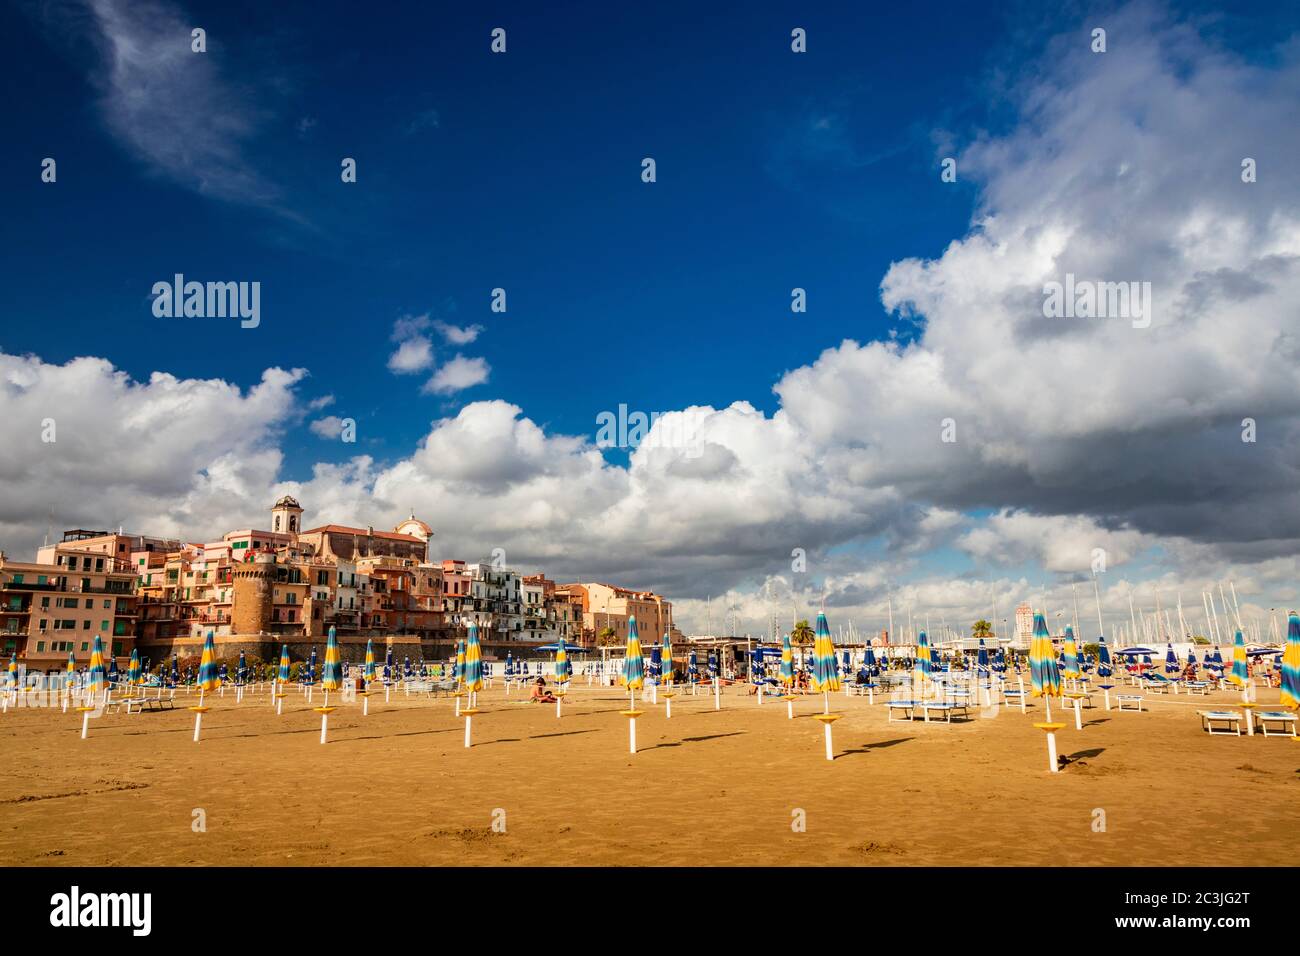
<box><xmin>271</xmin><ymin>495</ymin><xmax>304</xmax><ymax>539</ymax></box>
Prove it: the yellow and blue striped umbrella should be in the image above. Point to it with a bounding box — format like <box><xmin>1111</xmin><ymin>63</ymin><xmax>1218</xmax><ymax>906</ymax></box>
<box><xmin>197</xmin><ymin>631</ymin><xmax>220</xmax><ymax>693</ymax></box>
<box><xmin>779</xmin><ymin>633</ymin><xmax>795</xmax><ymax>686</ymax></box>
<box><xmin>6</xmin><ymin>653</ymin><xmax>17</xmax><ymax>689</ymax></box>
<box><xmin>87</xmin><ymin>637</ymin><xmax>107</xmax><ymax>696</ymax></box>
<box><xmin>811</xmin><ymin>611</ymin><xmax>841</xmax><ymax>692</ymax></box>
<box><xmin>1061</xmin><ymin>626</ymin><xmax>1080</xmax><ymax>680</ymax></box>
<box><xmin>277</xmin><ymin>645</ymin><xmax>291</xmax><ymax>682</ymax></box>
<box><xmin>555</xmin><ymin>637</ymin><xmax>569</xmax><ymax>685</ymax></box>
<box><xmin>321</xmin><ymin>626</ymin><xmax>342</xmax><ymax>692</ymax></box>
<box><xmin>620</xmin><ymin>615</ymin><xmax>645</xmax><ymax>690</ymax></box>
<box><xmin>454</xmin><ymin>639</ymin><xmax>466</xmax><ymax>686</ymax></box>
<box><xmin>364</xmin><ymin>639</ymin><xmax>377</xmax><ymax>683</ymax></box>
<box><xmin>127</xmin><ymin>648</ymin><xmax>142</xmax><ymax>686</ymax></box>
<box><xmin>1029</xmin><ymin>611</ymin><xmax>1061</xmax><ymax>698</ymax></box>
<box><xmin>65</xmin><ymin>651</ymin><xmax>76</xmax><ymax>687</ymax></box>
<box><xmin>463</xmin><ymin>622</ymin><xmax>484</xmax><ymax>692</ymax></box>
<box><xmin>661</xmin><ymin>632</ymin><xmax>673</xmax><ymax>685</ymax></box>
<box><xmin>1229</xmin><ymin>629</ymin><xmax>1248</xmax><ymax>687</ymax></box>
<box><xmin>1280</xmin><ymin>611</ymin><xmax>1299</xmax><ymax>710</ymax></box>
<box><xmin>916</xmin><ymin>630</ymin><xmax>932</xmax><ymax>679</ymax></box>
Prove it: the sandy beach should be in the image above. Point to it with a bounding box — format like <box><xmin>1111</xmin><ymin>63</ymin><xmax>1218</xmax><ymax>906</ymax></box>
<box><xmin>1</xmin><ymin>679</ymin><xmax>1295</xmax><ymax>867</ymax></box>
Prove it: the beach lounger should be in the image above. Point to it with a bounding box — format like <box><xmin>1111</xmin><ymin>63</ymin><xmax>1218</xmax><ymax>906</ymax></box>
<box><xmin>1117</xmin><ymin>694</ymin><xmax>1144</xmax><ymax>712</ymax></box>
<box><xmin>921</xmin><ymin>701</ymin><xmax>969</xmax><ymax>723</ymax></box>
<box><xmin>887</xmin><ymin>701</ymin><xmax>918</xmax><ymax>722</ymax></box>
<box><xmin>1254</xmin><ymin>712</ymin><xmax>1298</xmax><ymax>737</ymax></box>
<box><xmin>1198</xmin><ymin>711</ymin><xmax>1242</xmax><ymax>736</ymax></box>
<box><xmin>1185</xmin><ymin>681</ymin><xmax>1211</xmax><ymax>696</ymax></box>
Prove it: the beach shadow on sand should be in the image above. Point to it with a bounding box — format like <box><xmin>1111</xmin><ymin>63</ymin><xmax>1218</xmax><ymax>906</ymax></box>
<box><xmin>645</xmin><ymin>731</ymin><xmax>746</xmax><ymax>751</ymax></box>
<box><xmin>1063</xmin><ymin>747</ymin><xmax>1107</xmax><ymax>765</ymax></box>
<box><xmin>528</xmin><ymin>729</ymin><xmax>598</xmax><ymax>741</ymax></box>
<box><xmin>834</xmin><ymin>737</ymin><xmax>914</xmax><ymax>759</ymax></box>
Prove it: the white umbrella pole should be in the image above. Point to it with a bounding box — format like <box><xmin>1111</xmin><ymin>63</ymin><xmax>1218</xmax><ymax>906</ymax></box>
<box><xmin>193</xmin><ymin>711</ymin><xmax>203</xmax><ymax>742</ymax></box>
<box><xmin>713</xmin><ymin>678</ymin><xmax>720</xmax><ymax>710</ymax></box>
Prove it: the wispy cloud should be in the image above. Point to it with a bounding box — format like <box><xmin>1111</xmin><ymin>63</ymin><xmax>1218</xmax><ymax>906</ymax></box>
<box><xmin>432</xmin><ymin>320</ymin><xmax>482</xmax><ymax>345</ymax></box>
<box><xmin>405</xmin><ymin>108</ymin><xmax>440</xmax><ymax>135</ymax></box>
<box><xmin>423</xmin><ymin>355</ymin><xmax>490</xmax><ymax>395</ymax></box>
<box><xmin>75</xmin><ymin>0</ymin><xmax>281</xmax><ymax>206</ymax></box>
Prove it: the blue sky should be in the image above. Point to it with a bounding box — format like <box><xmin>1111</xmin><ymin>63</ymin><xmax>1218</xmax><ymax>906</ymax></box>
<box><xmin>3</xmin><ymin>0</ymin><xmax>1299</xmax><ymax>634</ymax></box>
<box><xmin>5</xmin><ymin>0</ymin><xmax>1010</xmax><ymax>472</ymax></box>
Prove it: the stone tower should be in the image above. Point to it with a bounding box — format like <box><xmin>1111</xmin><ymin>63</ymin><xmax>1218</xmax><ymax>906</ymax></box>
<box><xmin>271</xmin><ymin>495</ymin><xmax>303</xmax><ymax>538</ymax></box>
<box><xmin>231</xmin><ymin>552</ymin><xmax>275</xmax><ymax>635</ymax></box>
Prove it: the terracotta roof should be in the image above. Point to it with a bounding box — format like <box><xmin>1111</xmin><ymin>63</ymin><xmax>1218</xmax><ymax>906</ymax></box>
<box><xmin>302</xmin><ymin>525</ymin><xmax>424</xmax><ymax>543</ymax></box>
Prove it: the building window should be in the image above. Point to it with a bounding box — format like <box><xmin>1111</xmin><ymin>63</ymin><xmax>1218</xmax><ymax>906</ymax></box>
<box><xmin>36</xmin><ymin>641</ymin><xmax>45</xmax><ymax>652</ymax></box>
<box><xmin>100</xmin><ymin>621</ymin><xmax>108</xmax><ymax>630</ymax></box>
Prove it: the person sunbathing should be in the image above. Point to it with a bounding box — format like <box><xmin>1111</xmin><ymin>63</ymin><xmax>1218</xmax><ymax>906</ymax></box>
<box><xmin>530</xmin><ymin>678</ymin><xmax>558</xmax><ymax>703</ymax></box>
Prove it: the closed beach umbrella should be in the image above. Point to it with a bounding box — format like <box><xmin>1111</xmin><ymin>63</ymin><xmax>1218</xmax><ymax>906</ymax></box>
<box><xmin>321</xmin><ymin>627</ymin><xmax>342</xmax><ymax>693</ymax></box>
<box><xmin>462</xmin><ymin>622</ymin><xmax>484</xmax><ymax>693</ymax></box>
<box><xmin>1164</xmin><ymin>643</ymin><xmax>1178</xmax><ymax>675</ymax></box>
<box><xmin>620</xmin><ymin>615</ymin><xmax>645</xmax><ymax>696</ymax></box>
<box><xmin>649</xmin><ymin>645</ymin><xmax>662</xmax><ymax>685</ymax></box>
<box><xmin>128</xmin><ymin>648</ymin><xmax>142</xmax><ymax>687</ymax></box>
<box><xmin>1230</xmin><ymin>630</ymin><xmax>1248</xmax><ymax>687</ymax></box>
<box><xmin>403</xmin><ymin>656</ymin><xmax>412</xmax><ymax>679</ymax></box>
<box><xmin>277</xmin><ymin>645</ymin><xmax>291</xmax><ymax>683</ymax></box>
<box><xmin>687</xmin><ymin>651</ymin><xmax>699</xmax><ymax>683</ymax></box>
<box><xmin>1097</xmin><ymin>637</ymin><xmax>1112</xmax><ymax>678</ymax></box>
<box><xmin>811</xmin><ymin>611</ymin><xmax>841</xmax><ymax>697</ymax></box>
<box><xmin>555</xmin><ymin>637</ymin><xmax>570</xmax><ymax>685</ymax></box>
<box><xmin>1029</xmin><ymin>611</ymin><xmax>1062</xmax><ymax>705</ymax></box>
<box><xmin>841</xmin><ymin>650</ymin><xmax>851</xmax><ymax>677</ymax></box>
<box><xmin>6</xmin><ymin>653</ymin><xmax>16</xmax><ymax>689</ymax></box>
<box><xmin>779</xmin><ymin>633</ymin><xmax>795</xmax><ymax>687</ymax></box>
<box><xmin>87</xmin><ymin>637</ymin><xmax>107</xmax><ymax>697</ymax></box>
<box><xmin>454</xmin><ymin>639</ymin><xmax>466</xmax><ymax>686</ymax></box>
<box><xmin>661</xmin><ymin>633</ymin><xmax>673</xmax><ymax>685</ymax></box>
<box><xmin>170</xmin><ymin>654</ymin><xmax>180</xmax><ymax>686</ymax></box>
<box><xmin>1280</xmin><ymin>611</ymin><xmax>1300</xmax><ymax>710</ymax></box>
<box><xmin>364</xmin><ymin>639</ymin><xmax>376</xmax><ymax>683</ymax></box>
<box><xmin>994</xmin><ymin>647</ymin><xmax>1007</xmax><ymax>674</ymax></box>
<box><xmin>66</xmin><ymin>651</ymin><xmax>77</xmax><ymax>687</ymax></box>
<box><xmin>1061</xmin><ymin>627</ymin><xmax>1080</xmax><ymax>681</ymax></box>
<box><xmin>977</xmin><ymin>638</ymin><xmax>990</xmax><ymax>675</ymax></box>
<box><xmin>864</xmin><ymin>643</ymin><xmax>878</xmax><ymax>676</ymax></box>
<box><xmin>237</xmin><ymin>650</ymin><xmax>248</xmax><ymax>684</ymax></box>
<box><xmin>384</xmin><ymin>645</ymin><xmax>393</xmax><ymax>681</ymax></box>
<box><xmin>505</xmin><ymin>650</ymin><xmax>514</xmax><ymax>679</ymax></box>
<box><xmin>916</xmin><ymin>631</ymin><xmax>933</xmax><ymax>682</ymax></box>
<box><xmin>307</xmin><ymin>646</ymin><xmax>318</xmax><ymax>684</ymax></box>
<box><xmin>707</xmin><ymin>651</ymin><xmax>719</xmax><ymax>680</ymax></box>
<box><xmin>108</xmin><ymin>655</ymin><xmax>120</xmax><ymax>686</ymax></box>
<box><xmin>197</xmin><ymin>631</ymin><xmax>220</xmax><ymax>696</ymax></box>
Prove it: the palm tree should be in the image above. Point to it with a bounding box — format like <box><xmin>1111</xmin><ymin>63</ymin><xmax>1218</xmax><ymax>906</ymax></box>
<box><xmin>972</xmin><ymin>620</ymin><xmax>993</xmax><ymax>640</ymax></box>
<box><xmin>791</xmin><ymin>619</ymin><xmax>816</xmax><ymax>647</ymax></box>
<box><xmin>596</xmin><ymin>626</ymin><xmax>619</xmax><ymax>647</ymax></box>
